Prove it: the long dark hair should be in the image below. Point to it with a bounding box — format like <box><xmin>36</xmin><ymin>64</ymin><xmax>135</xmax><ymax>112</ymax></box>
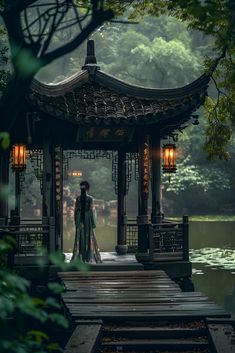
<box><xmin>80</xmin><ymin>181</ymin><xmax>90</xmax><ymax>223</ymax></box>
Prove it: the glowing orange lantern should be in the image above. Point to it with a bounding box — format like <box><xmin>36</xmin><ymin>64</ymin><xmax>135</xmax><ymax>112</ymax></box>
<box><xmin>68</xmin><ymin>170</ymin><xmax>83</xmax><ymax>177</ymax></box>
<box><xmin>162</xmin><ymin>143</ymin><xmax>176</xmax><ymax>173</ymax></box>
<box><xmin>11</xmin><ymin>144</ymin><xmax>26</xmax><ymax>171</ymax></box>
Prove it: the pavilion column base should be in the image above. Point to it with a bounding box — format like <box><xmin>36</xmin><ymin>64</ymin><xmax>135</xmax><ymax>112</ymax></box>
<box><xmin>135</xmin><ymin>252</ymin><xmax>151</xmax><ymax>263</ymax></box>
<box><xmin>115</xmin><ymin>244</ymin><xmax>128</xmax><ymax>255</ymax></box>
<box><xmin>151</xmin><ymin>215</ymin><xmax>162</xmax><ymax>224</ymax></box>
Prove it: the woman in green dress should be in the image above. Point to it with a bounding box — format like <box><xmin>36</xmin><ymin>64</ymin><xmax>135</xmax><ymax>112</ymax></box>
<box><xmin>71</xmin><ymin>181</ymin><xmax>101</xmax><ymax>263</ymax></box>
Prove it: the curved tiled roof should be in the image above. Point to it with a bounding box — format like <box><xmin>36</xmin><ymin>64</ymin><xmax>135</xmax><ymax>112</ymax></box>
<box><xmin>30</xmin><ymin>70</ymin><xmax>209</xmax><ymax>127</ymax></box>
<box><xmin>29</xmin><ymin>40</ymin><xmax>210</xmax><ymax>129</ymax></box>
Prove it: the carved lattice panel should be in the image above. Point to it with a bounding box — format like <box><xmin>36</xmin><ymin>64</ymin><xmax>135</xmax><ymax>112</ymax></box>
<box><xmin>63</xmin><ymin>150</ymin><xmax>115</xmax><ymax>179</ymax></box>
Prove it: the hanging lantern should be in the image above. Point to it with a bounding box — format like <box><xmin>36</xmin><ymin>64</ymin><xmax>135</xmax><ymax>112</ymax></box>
<box><xmin>68</xmin><ymin>170</ymin><xmax>83</xmax><ymax>177</ymax></box>
<box><xmin>162</xmin><ymin>143</ymin><xmax>176</xmax><ymax>173</ymax></box>
<box><xmin>11</xmin><ymin>144</ymin><xmax>27</xmax><ymax>171</ymax></box>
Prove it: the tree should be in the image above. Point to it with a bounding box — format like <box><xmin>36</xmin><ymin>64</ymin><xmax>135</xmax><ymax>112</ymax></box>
<box><xmin>0</xmin><ymin>27</ymin><xmax>10</xmax><ymax>89</ymax></box>
<box><xmin>133</xmin><ymin>0</ymin><xmax>235</xmax><ymax>159</ymax></box>
<box><xmin>0</xmin><ymin>0</ymin><xmax>114</xmax><ymax>132</ymax></box>
<box><xmin>78</xmin><ymin>15</ymin><xmax>203</xmax><ymax>88</ymax></box>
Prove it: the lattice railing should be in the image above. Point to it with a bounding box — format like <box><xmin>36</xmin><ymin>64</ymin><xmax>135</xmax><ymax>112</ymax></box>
<box><xmin>126</xmin><ymin>216</ymin><xmax>189</xmax><ymax>260</ymax></box>
<box><xmin>126</xmin><ymin>220</ymin><xmax>138</xmax><ymax>253</ymax></box>
<box><xmin>151</xmin><ymin>222</ymin><xmax>183</xmax><ymax>253</ymax></box>
<box><xmin>0</xmin><ymin>223</ymin><xmax>49</xmax><ymax>255</ymax></box>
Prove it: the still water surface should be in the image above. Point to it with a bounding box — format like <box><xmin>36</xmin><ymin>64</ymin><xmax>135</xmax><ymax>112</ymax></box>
<box><xmin>190</xmin><ymin>222</ymin><xmax>235</xmax><ymax>318</ymax></box>
<box><xmin>63</xmin><ymin>216</ymin><xmax>235</xmax><ymax>318</ymax></box>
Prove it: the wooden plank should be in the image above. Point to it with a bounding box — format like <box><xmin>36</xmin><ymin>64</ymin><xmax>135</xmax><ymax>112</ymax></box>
<box><xmin>101</xmin><ymin>338</ymin><xmax>208</xmax><ymax>349</ymax></box>
<box><xmin>60</xmin><ymin>274</ymin><xmax>171</xmax><ymax>279</ymax></box>
<box><xmin>64</xmin><ymin>324</ymin><xmax>102</xmax><ymax>353</ymax></box>
<box><xmin>208</xmin><ymin>323</ymin><xmax>235</xmax><ymax>353</ymax></box>
<box><xmin>103</xmin><ymin>326</ymin><xmax>206</xmax><ymax>338</ymax></box>
<box><xmin>58</xmin><ymin>270</ymin><xmax>167</xmax><ymax>278</ymax></box>
<box><xmin>68</xmin><ymin>307</ymin><xmax>227</xmax><ymax>315</ymax></box>
<box><xmin>63</xmin><ymin>280</ymin><xmax>179</xmax><ymax>286</ymax></box>
<box><xmin>60</xmin><ymin>273</ymin><xmax>171</xmax><ymax>278</ymax></box>
<box><xmin>59</xmin><ymin>275</ymin><xmax>173</xmax><ymax>280</ymax></box>
<box><xmin>62</xmin><ymin>280</ymin><xmax>176</xmax><ymax>286</ymax></box>
<box><xmin>62</xmin><ymin>291</ymin><xmax>206</xmax><ymax>298</ymax></box>
<box><xmin>62</xmin><ymin>279</ymin><xmax>176</xmax><ymax>284</ymax></box>
<box><xmin>65</xmin><ymin>283</ymin><xmax>180</xmax><ymax>293</ymax></box>
<box><xmin>63</xmin><ymin>296</ymin><xmax>209</xmax><ymax>302</ymax></box>
<box><xmin>64</xmin><ymin>284</ymin><xmax>180</xmax><ymax>290</ymax></box>
<box><xmin>62</xmin><ymin>290</ymin><xmax>205</xmax><ymax>297</ymax></box>
<box><xmin>62</xmin><ymin>297</ymin><xmax>213</xmax><ymax>304</ymax></box>
<box><xmin>68</xmin><ymin>311</ymin><xmax>230</xmax><ymax>320</ymax></box>
<box><xmin>66</xmin><ymin>301</ymin><xmax>219</xmax><ymax>310</ymax></box>
<box><xmin>66</xmin><ymin>304</ymin><xmax>223</xmax><ymax>313</ymax></box>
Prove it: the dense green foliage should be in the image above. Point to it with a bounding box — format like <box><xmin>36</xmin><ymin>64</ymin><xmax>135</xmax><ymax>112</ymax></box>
<box><xmin>0</xmin><ymin>238</ymin><xmax>67</xmax><ymax>353</ymax></box>
<box><xmin>0</xmin><ymin>27</ymin><xmax>10</xmax><ymax>89</ymax></box>
<box><xmin>95</xmin><ymin>16</ymin><xmax>202</xmax><ymax>87</ymax></box>
<box><xmin>0</xmin><ymin>234</ymin><xmax>90</xmax><ymax>352</ymax></box>
<box><xmin>134</xmin><ymin>0</ymin><xmax>235</xmax><ymax>159</ymax></box>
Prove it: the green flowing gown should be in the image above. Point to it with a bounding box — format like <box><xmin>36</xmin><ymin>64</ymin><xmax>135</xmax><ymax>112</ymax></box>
<box><xmin>71</xmin><ymin>194</ymin><xmax>101</xmax><ymax>263</ymax></box>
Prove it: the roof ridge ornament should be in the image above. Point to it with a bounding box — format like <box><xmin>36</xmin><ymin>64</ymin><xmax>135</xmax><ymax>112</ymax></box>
<box><xmin>82</xmin><ymin>39</ymin><xmax>100</xmax><ymax>76</ymax></box>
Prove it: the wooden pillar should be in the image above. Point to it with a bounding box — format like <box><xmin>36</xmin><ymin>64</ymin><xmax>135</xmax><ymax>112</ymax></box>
<box><xmin>15</xmin><ymin>171</ymin><xmax>21</xmax><ymax>217</ymax></box>
<box><xmin>115</xmin><ymin>149</ymin><xmax>128</xmax><ymax>255</ymax></box>
<box><xmin>54</xmin><ymin>146</ymin><xmax>63</xmax><ymax>251</ymax></box>
<box><xmin>0</xmin><ymin>149</ymin><xmax>9</xmax><ymax>224</ymax></box>
<box><xmin>42</xmin><ymin>138</ymin><xmax>56</xmax><ymax>253</ymax></box>
<box><xmin>136</xmin><ymin>133</ymin><xmax>150</xmax><ymax>256</ymax></box>
<box><xmin>151</xmin><ymin>135</ymin><xmax>162</xmax><ymax>224</ymax></box>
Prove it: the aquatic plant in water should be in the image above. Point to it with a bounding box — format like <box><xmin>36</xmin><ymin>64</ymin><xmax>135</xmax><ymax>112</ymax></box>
<box><xmin>190</xmin><ymin>247</ymin><xmax>235</xmax><ymax>270</ymax></box>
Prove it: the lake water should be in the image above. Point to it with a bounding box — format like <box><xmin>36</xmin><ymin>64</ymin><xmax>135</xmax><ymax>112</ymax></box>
<box><xmin>63</xmin><ymin>217</ymin><xmax>235</xmax><ymax>318</ymax></box>
<box><xmin>190</xmin><ymin>221</ymin><xmax>235</xmax><ymax>319</ymax></box>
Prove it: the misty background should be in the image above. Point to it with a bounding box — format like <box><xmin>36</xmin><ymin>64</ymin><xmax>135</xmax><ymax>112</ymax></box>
<box><xmin>16</xmin><ymin>15</ymin><xmax>235</xmax><ymax>218</ymax></box>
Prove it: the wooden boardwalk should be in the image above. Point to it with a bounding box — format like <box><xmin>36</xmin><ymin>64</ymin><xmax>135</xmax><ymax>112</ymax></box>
<box><xmin>59</xmin><ymin>270</ymin><xmax>235</xmax><ymax>353</ymax></box>
<box><xmin>59</xmin><ymin>270</ymin><xmax>228</xmax><ymax>320</ymax></box>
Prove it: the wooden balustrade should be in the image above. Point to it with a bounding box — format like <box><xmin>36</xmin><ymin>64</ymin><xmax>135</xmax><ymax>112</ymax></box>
<box><xmin>126</xmin><ymin>216</ymin><xmax>189</xmax><ymax>262</ymax></box>
<box><xmin>0</xmin><ymin>218</ymin><xmax>53</xmax><ymax>265</ymax></box>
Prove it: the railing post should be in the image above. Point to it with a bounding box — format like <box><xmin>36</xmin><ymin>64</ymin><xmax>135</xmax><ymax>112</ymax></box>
<box><xmin>116</xmin><ymin>149</ymin><xmax>128</xmax><ymax>255</ymax></box>
<box><xmin>0</xmin><ymin>149</ymin><xmax>9</xmax><ymax>220</ymax></box>
<box><xmin>148</xmin><ymin>224</ymin><xmax>154</xmax><ymax>261</ymax></box>
<box><xmin>49</xmin><ymin>217</ymin><xmax>56</xmax><ymax>253</ymax></box>
<box><xmin>183</xmin><ymin>215</ymin><xmax>189</xmax><ymax>261</ymax></box>
<box><xmin>43</xmin><ymin>216</ymin><xmax>50</xmax><ymax>252</ymax></box>
<box><xmin>0</xmin><ymin>218</ymin><xmax>15</xmax><ymax>267</ymax></box>
<box><xmin>9</xmin><ymin>212</ymin><xmax>20</xmax><ymax>261</ymax></box>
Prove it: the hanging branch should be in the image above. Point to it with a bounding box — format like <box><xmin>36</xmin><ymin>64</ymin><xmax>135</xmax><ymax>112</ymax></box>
<box><xmin>41</xmin><ymin>7</ymin><xmax>114</xmax><ymax>66</ymax></box>
<box><xmin>40</xmin><ymin>0</ymin><xmax>69</xmax><ymax>55</ymax></box>
<box><xmin>0</xmin><ymin>0</ymin><xmax>115</xmax><ymax>133</ymax></box>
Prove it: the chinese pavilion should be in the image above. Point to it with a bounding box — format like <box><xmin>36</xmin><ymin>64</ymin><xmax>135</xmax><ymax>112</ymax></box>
<box><xmin>0</xmin><ymin>40</ymin><xmax>209</xmax><ymax>267</ymax></box>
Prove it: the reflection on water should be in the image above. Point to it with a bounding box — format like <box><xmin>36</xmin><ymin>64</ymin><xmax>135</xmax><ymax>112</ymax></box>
<box><xmin>192</xmin><ymin>264</ymin><xmax>235</xmax><ymax>318</ymax></box>
<box><xmin>63</xmin><ymin>216</ymin><xmax>235</xmax><ymax>318</ymax></box>
<box><xmin>190</xmin><ymin>221</ymin><xmax>235</xmax><ymax>319</ymax></box>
